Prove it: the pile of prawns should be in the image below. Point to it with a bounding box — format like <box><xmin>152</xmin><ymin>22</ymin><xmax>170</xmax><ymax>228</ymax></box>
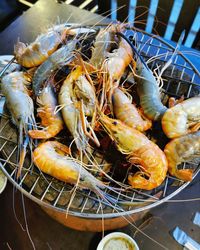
<box><xmin>1</xmin><ymin>23</ymin><xmax>200</xmax><ymax>200</ymax></box>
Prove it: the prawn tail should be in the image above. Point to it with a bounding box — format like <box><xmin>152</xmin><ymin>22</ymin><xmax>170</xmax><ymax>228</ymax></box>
<box><xmin>173</xmin><ymin>169</ymin><xmax>193</xmax><ymax>182</ymax></box>
<box><xmin>14</xmin><ymin>41</ymin><xmax>26</xmax><ymax>58</ymax></box>
<box><xmin>128</xmin><ymin>173</ymin><xmax>155</xmax><ymax>191</ymax></box>
<box><xmin>28</xmin><ymin>123</ymin><xmax>63</xmax><ymax>139</ymax></box>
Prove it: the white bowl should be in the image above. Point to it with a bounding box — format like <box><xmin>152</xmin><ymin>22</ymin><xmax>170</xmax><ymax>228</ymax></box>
<box><xmin>97</xmin><ymin>232</ymin><xmax>139</xmax><ymax>250</ymax></box>
<box><xmin>0</xmin><ymin>168</ymin><xmax>7</xmax><ymax>194</ymax></box>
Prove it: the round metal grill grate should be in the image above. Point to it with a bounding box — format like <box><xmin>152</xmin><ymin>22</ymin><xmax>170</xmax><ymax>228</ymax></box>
<box><xmin>0</xmin><ymin>26</ymin><xmax>200</xmax><ymax>219</ymax></box>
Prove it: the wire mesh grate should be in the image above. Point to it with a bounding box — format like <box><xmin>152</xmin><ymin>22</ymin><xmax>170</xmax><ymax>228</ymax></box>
<box><xmin>0</xmin><ymin>27</ymin><xmax>200</xmax><ymax>219</ymax></box>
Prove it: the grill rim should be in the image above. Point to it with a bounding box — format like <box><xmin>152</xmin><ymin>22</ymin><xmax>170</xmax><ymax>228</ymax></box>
<box><xmin>1</xmin><ymin>162</ymin><xmax>199</xmax><ymax>218</ymax></box>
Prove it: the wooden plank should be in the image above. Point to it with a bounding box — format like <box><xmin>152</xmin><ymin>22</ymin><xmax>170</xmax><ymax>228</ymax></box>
<box><xmin>164</xmin><ymin>0</ymin><xmax>184</xmax><ymax>40</ymax></box>
<box><xmin>145</xmin><ymin>0</ymin><xmax>159</xmax><ymax>33</ymax></box>
<box><xmin>134</xmin><ymin>0</ymin><xmax>150</xmax><ymax>30</ymax></box>
<box><xmin>173</xmin><ymin>0</ymin><xmax>200</xmax><ymax>45</ymax></box>
<box><xmin>153</xmin><ymin>0</ymin><xmax>174</xmax><ymax>37</ymax></box>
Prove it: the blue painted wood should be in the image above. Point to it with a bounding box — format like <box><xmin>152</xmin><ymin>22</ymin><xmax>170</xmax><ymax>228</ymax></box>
<box><xmin>111</xmin><ymin>0</ymin><xmax>117</xmax><ymax>20</ymax></box>
<box><xmin>164</xmin><ymin>0</ymin><xmax>184</xmax><ymax>40</ymax></box>
<box><xmin>184</xmin><ymin>7</ymin><xmax>200</xmax><ymax>48</ymax></box>
<box><xmin>66</xmin><ymin>0</ymin><xmax>200</xmax><ymax>48</ymax></box>
<box><xmin>145</xmin><ymin>0</ymin><xmax>159</xmax><ymax>33</ymax></box>
<box><xmin>128</xmin><ymin>0</ymin><xmax>137</xmax><ymax>23</ymax></box>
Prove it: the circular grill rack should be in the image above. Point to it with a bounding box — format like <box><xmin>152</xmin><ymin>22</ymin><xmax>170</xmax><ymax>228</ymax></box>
<box><xmin>0</xmin><ymin>26</ymin><xmax>200</xmax><ymax>219</ymax></box>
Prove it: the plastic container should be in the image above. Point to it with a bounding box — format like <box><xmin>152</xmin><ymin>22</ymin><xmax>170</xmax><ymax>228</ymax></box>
<box><xmin>0</xmin><ymin>168</ymin><xmax>7</xmax><ymax>194</ymax></box>
<box><xmin>97</xmin><ymin>232</ymin><xmax>139</xmax><ymax>250</ymax></box>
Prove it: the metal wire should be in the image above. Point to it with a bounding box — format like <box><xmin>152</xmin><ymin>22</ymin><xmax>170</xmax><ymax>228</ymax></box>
<box><xmin>0</xmin><ymin>28</ymin><xmax>200</xmax><ymax>219</ymax></box>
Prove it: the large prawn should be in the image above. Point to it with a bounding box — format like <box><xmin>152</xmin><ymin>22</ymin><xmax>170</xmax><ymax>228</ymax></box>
<box><xmin>162</xmin><ymin>97</ymin><xmax>200</xmax><ymax>138</ymax></box>
<box><xmin>135</xmin><ymin>61</ymin><xmax>167</xmax><ymax>121</ymax></box>
<box><xmin>28</xmin><ymin>85</ymin><xmax>64</xmax><ymax>139</ymax></box>
<box><xmin>99</xmin><ymin>114</ymin><xmax>168</xmax><ymax>190</ymax></box>
<box><xmin>90</xmin><ymin>25</ymin><xmax>133</xmax><ymax>109</ymax></box>
<box><xmin>112</xmin><ymin>88</ymin><xmax>152</xmax><ymax>132</ymax></box>
<box><xmin>14</xmin><ymin>26</ymin><xmax>75</xmax><ymax>68</ymax></box>
<box><xmin>90</xmin><ymin>25</ymin><xmax>115</xmax><ymax>69</ymax></box>
<box><xmin>1</xmin><ymin>71</ymin><xmax>36</xmax><ymax>178</ymax></box>
<box><xmin>116</xmin><ymin>32</ymin><xmax>167</xmax><ymax>121</ymax></box>
<box><xmin>32</xmin><ymin>40</ymin><xmax>77</xmax><ymax>96</ymax></box>
<box><xmin>33</xmin><ymin>141</ymin><xmax>112</xmax><ymax>198</ymax></box>
<box><xmin>164</xmin><ymin>131</ymin><xmax>200</xmax><ymax>181</ymax></box>
<box><xmin>58</xmin><ymin>65</ymin><xmax>99</xmax><ymax>151</ymax></box>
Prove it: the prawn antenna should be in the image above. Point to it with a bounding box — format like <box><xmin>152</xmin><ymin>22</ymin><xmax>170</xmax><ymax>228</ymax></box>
<box><xmin>0</xmin><ymin>57</ymin><xmax>15</xmax><ymax>78</ymax></box>
<box><xmin>157</xmin><ymin>30</ymin><xmax>185</xmax><ymax>80</ymax></box>
<box><xmin>116</xmin><ymin>32</ymin><xmax>149</xmax><ymax>70</ymax></box>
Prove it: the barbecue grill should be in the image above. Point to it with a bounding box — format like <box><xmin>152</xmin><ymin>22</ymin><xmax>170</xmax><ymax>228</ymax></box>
<box><xmin>0</xmin><ymin>26</ymin><xmax>200</xmax><ymax>231</ymax></box>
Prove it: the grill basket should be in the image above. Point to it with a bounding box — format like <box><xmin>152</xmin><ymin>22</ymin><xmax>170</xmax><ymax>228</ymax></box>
<box><xmin>0</xmin><ymin>27</ymin><xmax>200</xmax><ymax>222</ymax></box>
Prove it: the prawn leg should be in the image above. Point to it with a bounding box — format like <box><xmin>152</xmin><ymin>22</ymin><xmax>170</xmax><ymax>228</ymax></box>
<box><xmin>190</xmin><ymin>122</ymin><xmax>200</xmax><ymax>133</ymax></box>
<box><xmin>17</xmin><ymin>130</ymin><xmax>29</xmax><ymax>179</ymax></box>
<box><xmin>79</xmin><ymin>99</ymin><xmax>100</xmax><ymax>147</ymax></box>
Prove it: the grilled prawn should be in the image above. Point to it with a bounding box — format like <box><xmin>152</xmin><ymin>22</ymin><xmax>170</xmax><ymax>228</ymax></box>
<box><xmin>162</xmin><ymin>97</ymin><xmax>200</xmax><ymax>138</ymax></box>
<box><xmin>33</xmin><ymin>141</ymin><xmax>105</xmax><ymax>192</ymax></box>
<box><xmin>90</xmin><ymin>25</ymin><xmax>115</xmax><ymax>69</ymax></box>
<box><xmin>100</xmin><ymin>114</ymin><xmax>168</xmax><ymax>190</ymax></box>
<box><xmin>28</xmin><ymin>85</ymin><xmax>64</xmax><ymax>139</ymax></box>
<box><xmin>90</xmin><ymin>24</ymin><xmax>133</xmax><ymax>109</ymax></box>
<box><xmin>1</xmin><ymin>71</ymin><xmax>35</xmax><ymax>178</ymax></box>
<box><xmin>103</xmin><ymin>28</ymin><xmax>133</xmax><ymax>108</ymax></box>
<box><xmin>164</xmin><ymin>131</ymin><xmax>200</xmax><ymax>181</ymax></box>
<box><xmin>58</xmin><ymin>66</ymin><xmax>99</xmax><ymax>151</ymax></box>
<box><xmin>14</xmin><ymin>27</ymin><xmax>74</xmax><ymax>68</ymax></box>
<box><xmin>136</xmin><ymin>61</ymin><xmax>167</xmax><ymax>121</ymax></box>
<box><xmin>112</xmin><ymin>88</ymin><xmax>152</xmax><ymax>132</ymax></box>
<box><xmin>132</xmin><ymin>30</ymin><xmax>185</xmax><ymax>121</ymax></box>
<box><xmin>33</xmin><ymin>40</ymin><xmax>77</xmax><ymax>95</ymax></box>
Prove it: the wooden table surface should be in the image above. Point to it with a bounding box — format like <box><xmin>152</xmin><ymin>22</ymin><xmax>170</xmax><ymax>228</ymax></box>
<box><xmin>0</xmin><ymin>0</ymin><xmax>200</xmax><ymax>249</ymax></box>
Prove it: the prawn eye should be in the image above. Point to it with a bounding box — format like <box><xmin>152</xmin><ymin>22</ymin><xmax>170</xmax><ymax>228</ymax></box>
<box><xmin>113</xmin><ymin>121</ymin><xmax>118</xmax><ymax>125</ymax></box>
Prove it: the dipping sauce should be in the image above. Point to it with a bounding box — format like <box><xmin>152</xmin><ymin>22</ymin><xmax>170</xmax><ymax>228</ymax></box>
<box><xmin>97</xmin><ymin>232</ymin><xmax>139</xmax><ymax>250</ymax></box>
<box><xmin>103</xmin><ymin>237</ymin><xmax>135</xmax><ymax>250</ymax></box>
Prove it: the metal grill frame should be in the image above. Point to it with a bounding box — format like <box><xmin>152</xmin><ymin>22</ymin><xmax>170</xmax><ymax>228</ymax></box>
<box><xmin>0</xmin><ymin>25</ymin><xmax>200</xmax><ymax>219</ymax></box>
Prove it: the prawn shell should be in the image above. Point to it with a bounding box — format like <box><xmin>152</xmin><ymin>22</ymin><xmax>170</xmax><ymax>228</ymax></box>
<box><xmin>105</xmin><ymin>37</ymin><xmax>133</xmax><ymax>81</ymax></box>
<box><xmin>33</xmin><ymin>141</ymin><xmax>104</xmax><ymax>191</ymax></box>
<box><xmin>90</xmin><ymin>28</ymin><xmax>114</xmax><ymax>68</ymax></box>
<box><xmin>28</xmin><ymin>85</ymin><xmax>64</xmax><ymax>139</ymax></box>
<box><xmin>1</xmin><ymin>72</ymin><xmax>34</xmax><ymax>126</ymax></box>
<box><xmin>100</xmin><ymin>114</ymin><xmax>168</xmax><ymax>190</ymax></box>
<box><xmin>112</xmin><ymin>88</ymin><xmax>152</xmax><ymax>131</ymax></box>
<box><xmin>32</xmin><ymin>41</ymin><xmax>76</xmax><ymax>96</ymax></box>
<box><xmin>14</xmin><ymin>28</ymin><xmax>73</xmax><ymax>68</ymax></box>
<box><xmin>1</xmin><ymin>71</ymin><xmax>35</xmax><ymax>178</ymax></box>
<box><xmin>58</xmin><ymin>66</ymin><xmax>97</xmax><ymax>151</ymax></box>
<box><xmin>33</xmin><ymin>141</ymin><xmax>79</xmax><ymax>183</ymax></box>
<box><xmin>162</xmin><ymin>97</ymin><xmax>200</xmax><ymax>138</ymax></box>
<box><xmin>164</xmin><ymin>131</ymin><xmax>200</xmax><ymax>181</ymax></box>
<box><xmin>136</xmin><ymin>63</ymin><xmax>167</xmax><ymax>121</ymax></box>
